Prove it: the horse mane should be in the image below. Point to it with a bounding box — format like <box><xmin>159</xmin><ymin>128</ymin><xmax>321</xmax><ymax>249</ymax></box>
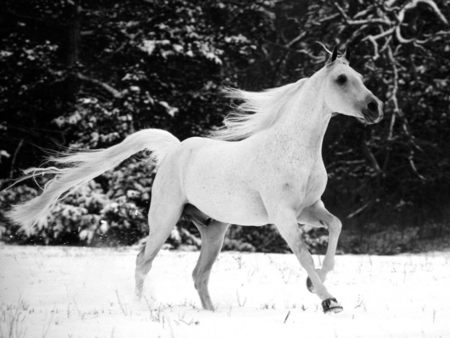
<box><xmin>210</xmin><ymin>78</ymin><xmax>308</xmax><ymax>141</ymax></box>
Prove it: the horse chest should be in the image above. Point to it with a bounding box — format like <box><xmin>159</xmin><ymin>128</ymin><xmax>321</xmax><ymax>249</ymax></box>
<box><xmin>277</xmin><ymin>159</ymin><xmax>328</xmax><ymax>207</ymax></box>
<box><xmin>304</xmin><ymin>161</ymin><xmax>328</xmax><ymax>204</ymax></box>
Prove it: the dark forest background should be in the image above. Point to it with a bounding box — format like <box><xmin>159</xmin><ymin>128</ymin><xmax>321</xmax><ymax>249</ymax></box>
<box><xmin>0</xmin><ymin>0</ymin><xmax>449</xmax><ymax>254</ymax></box>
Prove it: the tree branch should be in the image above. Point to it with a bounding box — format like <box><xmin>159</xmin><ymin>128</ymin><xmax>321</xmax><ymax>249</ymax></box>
<box><xmin>9</xmin><ymin>139</ymin><xmax>24</xmax><ymax>179</ymax></box>
<box><xmin>334</xmin><ymin>3</ymin><xmax>390</xmax><ymax>26</ymax></box>
<box><xmin>397</xmin><ymin>0</ymin><xmax>448</xmax><ymax>25</ymax></box>
<box><xmin>285</xmin><ymin>32</ymin><xmax>306</xmax><ymax>48</ymax></box>
<box><xmin>394</xmin><ymin>0</ymin><xmax>448</xmax><ymax>44</ymax></box>
<box><xmin>362</xmin><ymin>141</ymin><xmax>382</xmax><ymax>175</ymax></box>
<box><xmin>75</xmin><ymin>73</ymin><xmax>126</xmax><ymax>99</ymax></box>
<box><xmin>408</xmin><ymin>150</ymin><xmax>426</xmax><ymax>181</ymax></box>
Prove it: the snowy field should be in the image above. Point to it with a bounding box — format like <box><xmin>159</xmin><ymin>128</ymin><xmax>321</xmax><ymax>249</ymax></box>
<box><xmin>1</xmin><ymin>244</ymin><xmax>449</xmax><ymax>338</ymax></box>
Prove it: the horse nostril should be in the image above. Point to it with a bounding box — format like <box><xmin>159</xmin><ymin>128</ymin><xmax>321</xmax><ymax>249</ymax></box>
<box><xmin>367</xmin><ymin>100</ymin><xmax>378</xmax><ymax>113</ymax></box>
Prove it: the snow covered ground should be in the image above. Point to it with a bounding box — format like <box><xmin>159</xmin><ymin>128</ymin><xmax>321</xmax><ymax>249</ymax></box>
<box><xmin>0</xmin><ymin>244</ymin><xmax>449</xmax><ymax>338</ymax></box>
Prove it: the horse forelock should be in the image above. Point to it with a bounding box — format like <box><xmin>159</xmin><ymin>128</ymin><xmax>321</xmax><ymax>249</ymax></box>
<box><xmin>210</xmin><ymin>78</ymin><xmax>308</xmax><ymax>141</ymax></box>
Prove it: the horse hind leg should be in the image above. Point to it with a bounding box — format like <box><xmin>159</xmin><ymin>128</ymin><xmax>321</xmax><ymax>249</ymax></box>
<box><xmin>135</xmin><ymin>195</ymin><xmax>185</xmax><ymax>299</ymax></box>
<box><xmin>187</xmin><ymin>207</ymin><xmax>229</xmax><ymax>311</ymax></box>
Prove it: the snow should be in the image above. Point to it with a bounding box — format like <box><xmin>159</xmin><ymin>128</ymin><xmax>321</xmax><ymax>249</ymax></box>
<box><xmin>1</xmin><ymin>244</ymin><xmax>449</xmax><ymax>338</ymax></box>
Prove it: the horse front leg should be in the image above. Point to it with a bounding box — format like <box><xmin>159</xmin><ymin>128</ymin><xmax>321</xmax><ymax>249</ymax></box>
<box><xmin>300</xmin><ymin>200</ymin><xmax>342</xmax><ymax>285</ymax></box>
<box><xmin>271</xmin><ymin>206</ymin><xmax>343</xmax><ymax>313</ymax></box>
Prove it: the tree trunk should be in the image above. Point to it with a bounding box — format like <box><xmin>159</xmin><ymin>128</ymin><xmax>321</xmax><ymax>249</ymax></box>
<box><xmin>66</xmin><ymin>0</ymin><xmax>81</xmax><ymax>100</ymax></box>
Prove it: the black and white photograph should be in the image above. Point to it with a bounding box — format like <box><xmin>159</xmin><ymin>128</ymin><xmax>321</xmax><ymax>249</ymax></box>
<box><xmin>1</xmin><ymin>0</ymin><xmax>449</xmax><ymax>337</ymax></box>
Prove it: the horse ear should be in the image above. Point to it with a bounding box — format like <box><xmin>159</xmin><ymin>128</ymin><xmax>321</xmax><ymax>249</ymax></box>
<box><xmin>331</xmin><ymin>46</ymin><xmax>338</xmax><ymax>62</ymax></box>
<box><xmin>327</xmin><ymin>46</ymin><xmax>339</xmax><ymax>65</ymax></box>
<box><xmin>343</xmin><ymin>47</ymin><xmax>349</xmax><ymax>62</ymax></box>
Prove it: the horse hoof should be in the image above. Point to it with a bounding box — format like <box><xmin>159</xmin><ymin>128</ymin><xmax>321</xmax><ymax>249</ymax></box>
<box><xmin>322</xmin><ymin>298</ymin><xmax>343</xmax><ymax>314</ymax></box>
<box><xmin>306</xmin><ymin>277</ymin><xmax>314</xmax><ymax>293</ymax></box>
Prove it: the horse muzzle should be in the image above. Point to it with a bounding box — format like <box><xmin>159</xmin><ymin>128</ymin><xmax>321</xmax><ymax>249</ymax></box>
<box><xmin>361</xmin><ymin>99</ymin><xmax>383</xmax><ymax>124</ymax></box>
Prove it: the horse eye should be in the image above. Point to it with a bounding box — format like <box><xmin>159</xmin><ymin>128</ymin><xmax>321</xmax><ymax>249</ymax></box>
<box><xmin>336</xmin><ymin>74</ymin><xmax>347</xmax><ymax>85</ymax></box>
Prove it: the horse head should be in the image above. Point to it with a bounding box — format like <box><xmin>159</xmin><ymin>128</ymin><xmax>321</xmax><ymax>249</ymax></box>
<box><xmin>323</xmin><ymin>46</ymin><xmax>383</xmax><ymax>124</ymax></box>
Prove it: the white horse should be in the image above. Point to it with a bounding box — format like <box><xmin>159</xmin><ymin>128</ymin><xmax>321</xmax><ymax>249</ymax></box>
<box><xmin>8</xmin><ymin>47</ymin><xmax>383</xmax><ymax>313</ymax></box>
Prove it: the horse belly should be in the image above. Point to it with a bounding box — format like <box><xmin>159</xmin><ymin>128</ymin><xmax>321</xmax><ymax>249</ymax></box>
<box><xmin>181</xmin><ymin>142</ymin><xmax>268</xmax><ymax>225</ymax></box>
<box><xmin>186</xmin><ymin>181</ymin><xmax>268</xmax><ymax>226</ymax></box>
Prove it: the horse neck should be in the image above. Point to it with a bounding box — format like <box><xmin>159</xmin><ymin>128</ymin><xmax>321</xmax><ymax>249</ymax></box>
<box><xmin>269</xmin><ymin>75</ymin><xmax>331</xmax><ymax>159</ymax></box>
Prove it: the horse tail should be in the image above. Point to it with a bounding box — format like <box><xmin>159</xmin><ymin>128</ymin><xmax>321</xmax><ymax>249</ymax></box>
<box><xmin>7</xmin><ymin>128</ymin><xmax>181</xmax><ymax>234</ymax></box>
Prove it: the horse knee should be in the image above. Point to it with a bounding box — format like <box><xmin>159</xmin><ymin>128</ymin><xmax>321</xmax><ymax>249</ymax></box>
<box><xmin>136</xmin><ymin>244</ymin><xmax>145</xmax><ymax>263</ymax></box>
<box><xmin>329</xmin><ymin>217</ymin><xmax>342</xmax><ymax>235</ymax></box>
<box><xmin>298</xmin><ymin>247</ymin><xmax>315</xmax><ymax>269</ymax></box>
<box><xmin>135</xmin><ymin>244</ymin><xmax>153</xmax><ymax>279</ymax></box>
<box><xmin>322</xmin><ymin>259</ymin><xmax>335</xmax><ymax>273</ymax></box>
<box><xmin>192</xmin><ymin>269</ymin><xmax>199</xmax><ymax>289</ymax></box>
